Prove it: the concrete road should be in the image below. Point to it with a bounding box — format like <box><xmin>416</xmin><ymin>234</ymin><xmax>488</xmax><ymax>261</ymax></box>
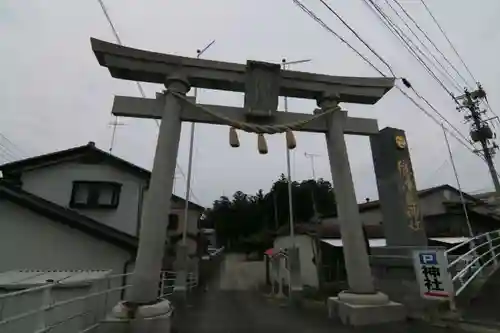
<box><xmin>218</xmin><ymin>254</ymin><xmax>265</xmax><ymax>290</ymax></box>
<box><xmin>172</xmin><ymin>254</ymin><xmax>464</xmax><ymax>333</ymax></box>
<box><xmin>173</xmin><ymin>289</ymin><xmax>467</xmax><ymax>333</ymax></box>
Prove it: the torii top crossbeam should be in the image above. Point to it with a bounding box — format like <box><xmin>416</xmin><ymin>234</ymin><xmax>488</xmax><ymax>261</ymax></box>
<box><xmin>91</xmin><ymin>38</ymin><xmax>394</xmax><ymax>105</ymax></box>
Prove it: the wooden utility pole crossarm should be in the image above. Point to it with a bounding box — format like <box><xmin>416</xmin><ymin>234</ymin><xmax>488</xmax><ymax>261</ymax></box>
<box><xmin>91</xmin><ymin>38</ymin><xmax>394</xmax><ymax>104</ymax></box>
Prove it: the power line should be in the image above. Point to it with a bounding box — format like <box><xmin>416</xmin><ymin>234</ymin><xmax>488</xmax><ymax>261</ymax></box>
<box><xmin>364</xmin><ymin>0</ymin><xmax>459</xmax><ymax>98</ymax></box>
<box><xmin>419</xmin><ymin>0</ymin><xmax>477</xmax><ymax>83</ymax></box>
<box><xmin>95</xmin><ymin>0</ymin><xmax>201</xmax><ymax>204</ymax></box>
<box><xmin>0</xmin><ymin>144</ymin><xmax>19</xmax><ymax>162</ymax></box>
<box><xmin>415</xmin><ymin>1</ymin><xmax>500</xmax><ymax>158</ymax></box>
<box><xmin>383</xmin><ymin>0</ymin><xmax>463</xmax><ymax>92</ymax></box>
<box><xmin>422</xmin><ymin>158</ymin><xmax>448</xmax><ymax>186</ymax></box>
<box><xmin>357</xmin><ymin>0</ymin><xmax>473</xmax><ymax>146</ymax></box>
<box><xmin>292</xmin><ymin>0</ymin><xmax>386</xmax><ymax>77</ymax></box>
<box><xmin>467</xmin><ymin>186</ymin><xmax>495</xmax><ymax>195</ymax></box>
<box><xmin>0</xmin><ymin>133</ymin><xmax>29</xmax><ymax>158</ymax></box>
<box><xmin>318</xmin><ymin>0</ymin><xmax>395</xmax><ymax>77</ymax></box>
<box><xmin>363</xmin><ymin>0</ymin><xmax>455</xmax><ymax>97</ymax></box>
<box><xmin>291</xmin><ymin>0</ymin><xmax>482</xmax><ymax>164</ymax></box>
<box><xmin>484</xmin><ymin>100</ymin><xmax>500</xmax><ymax>127</ymax></box>
<box><xmin>294</xmin><ymin>0</ymin><xmax>473</xmax><ymax>150</ymax></box>
<box><xmin>0</xmin><ymin>133</ymin><xmax>29</xmax><ymax>163</ymax></box>
<box><xmin>407</xmin><ymin>85</ymin><xmax>473</xmax><ymax>147</ymax></box>
<box><xmin>97</xmin><ymin>0</ymin><xmax>122</xmax><ymax>44</ymax></box>
<box><xmin>391</xmin><ymin>0</ymin><xmax>471</xmax><ymax>88</ymax></box>
<box><xmin>397</xmin><ymin>85</ymin><xmax>474</xmax><ymax>152</ymax></box>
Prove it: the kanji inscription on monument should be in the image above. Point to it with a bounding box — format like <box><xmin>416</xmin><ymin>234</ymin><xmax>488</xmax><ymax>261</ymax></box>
<box><xmin>370</xmin><ymin>127</ymin><xmax>428</xmax><ymax>246</ymax></box>
<box><xmin>397</xmin><ymin>159</ymin><xmax>421</xmax><ymax>231</ymax></box>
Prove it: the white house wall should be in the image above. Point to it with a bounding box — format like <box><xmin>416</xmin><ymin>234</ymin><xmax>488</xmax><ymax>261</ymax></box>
<box><xmin>20</xmin><ymin>162</ymin><xmax>143</xmax><ymax>236</ymax></box>
<box><xmin>19</xmin><ymin>161</ymin><xmax>202</xmax><ymax>239</ymax></box>
<box><xmin>0</xmin><ymin>200</ymin><xmax>132</xmax><ymax>274</ymax></box>
<box><xmin>273</xmin><ymin>235</ymin><xmax>319</xmax><ymax>288</ymax></box>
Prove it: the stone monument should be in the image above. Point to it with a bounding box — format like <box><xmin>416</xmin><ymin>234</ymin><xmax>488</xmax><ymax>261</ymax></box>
<box><xmin>370</xmin><ymin>127</ymin><xmax>439</xmax><ymax>316</ymax></box>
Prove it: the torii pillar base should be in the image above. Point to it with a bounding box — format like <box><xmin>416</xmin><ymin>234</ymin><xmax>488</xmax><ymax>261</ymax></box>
<box><xmin>98</xmin><ymin>300</ymin><xmax>173</xmax><ymax>333</ymax></box>
<box><xmin>327</xmin><ymin>292</ymin><xmax>406</xmax><ymax>326</ymax></box>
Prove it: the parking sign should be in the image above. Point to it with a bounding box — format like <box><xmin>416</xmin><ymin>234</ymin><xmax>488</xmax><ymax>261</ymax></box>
<box><xmin>412</xmin><ymin>249</ymin><xmax>453</xmax><ymax>300</ymax></box>
<box><xmin>419</xmin><ymin>252</ymin><xmax>438</xmax><ymax>265</ymax></box>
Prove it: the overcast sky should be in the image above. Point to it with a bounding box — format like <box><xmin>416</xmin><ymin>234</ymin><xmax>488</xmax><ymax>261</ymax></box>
<box><xmin>1</xmin><ymin>0</ymin><xmax>500</xmax><ymax>207</ymax></box>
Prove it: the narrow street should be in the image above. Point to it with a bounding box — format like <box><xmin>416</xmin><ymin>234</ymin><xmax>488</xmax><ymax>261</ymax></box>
<box><xmin>172</xmin><ymin>255</ymin><xmax>463</xmax><ymax>333</ymax></box>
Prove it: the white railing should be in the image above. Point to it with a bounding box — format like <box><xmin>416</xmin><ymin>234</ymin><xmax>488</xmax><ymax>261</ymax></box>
<box><xmin>208</xmin><ymin>246</ymin><xmax>225</xmax><ymax>257</ymax></box>
<box><xmin>0</xmin><ymin>270</ymin><xmax>198</xmax><ymax>333</ymax></box>
<box><xmin>446</xmin><ymin>229</ymin><xmax>500</xmax><ymax>296</ymax></box>
<box><xmin>159</xmin><ymin>271</ymin><xmax>198</xmax><ymax>297</ymax></box>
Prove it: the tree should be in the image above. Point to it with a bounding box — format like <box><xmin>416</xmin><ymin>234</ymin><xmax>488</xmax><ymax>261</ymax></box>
<box><xmin>200</xmin><ymin>174</ymin><xmax>337</xmax><ymax>253</ymax></box>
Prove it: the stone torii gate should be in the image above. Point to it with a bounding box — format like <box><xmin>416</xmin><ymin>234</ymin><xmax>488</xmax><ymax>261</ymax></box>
<box><xmin>91</xmin><ymin>37</ymin><xmax>405</xmax><ymax>327</ymax></box>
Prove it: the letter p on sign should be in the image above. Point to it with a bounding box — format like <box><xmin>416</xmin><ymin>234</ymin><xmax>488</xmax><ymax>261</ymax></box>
<box><xmin>419</xmin><ymin>252</ymin><xmax>437</xmax><ymax>265</ymax></box>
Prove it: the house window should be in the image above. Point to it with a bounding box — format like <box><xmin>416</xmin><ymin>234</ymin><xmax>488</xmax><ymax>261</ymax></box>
<box><xmin>70</xmin><ymin>181</ymin><xmax>121</xmax><ymax>209</ymax></box>
<box><xmin>168</xmin><ymin>214</ymin><xmax>179</xmax><ymax>231</ymax></box>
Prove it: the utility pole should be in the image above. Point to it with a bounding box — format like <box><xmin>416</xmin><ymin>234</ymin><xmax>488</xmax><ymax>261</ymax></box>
<box><xmin>304</xmin><ymin>152</ymin><xmax>321</xmax><ymax>223</ymax></box>
<box><xmin>273</xmin><ymin>191</ymin><xmax>279</xmax><ymax>231</ymax></box>
<box><xmin>182</xmin><ymin>39</ymin><xmax>216</xmax><ymax>246</ymax></box>
<box><xmin>177</xmin><ymin>40</ymin><xmax>216</xmax><ymax>296</ymax></box>
<box><xmin>282</xmin><ymin>58</ymin><xmax>312</xmax><ymax>246</ymax></box>
<box><xmin>441</xmin><ymin>123</ymin><xmax>474</xmax><ymax>237</ymax></box>
<box><xmin>456</xmin><ymin>84</ymin><xmax>500</xmax><ymax>196</ymax></box>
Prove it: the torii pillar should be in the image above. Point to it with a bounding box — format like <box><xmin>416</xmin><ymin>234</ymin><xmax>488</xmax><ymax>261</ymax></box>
<box><xmin>91</xmin><ymin>37</ymin><xmax>406</xmax><ymax>327</ymax></box>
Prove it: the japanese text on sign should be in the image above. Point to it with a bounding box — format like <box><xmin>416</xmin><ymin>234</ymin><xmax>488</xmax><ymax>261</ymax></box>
<box><xmin>397</xmin><ymin>159</ymin><xmax>422</xmax><ymax>231</ymax></box>
<box><xmin>412</xmin><ymin>250</ymin><xmax>453</xmax><ymax>300</ymax></box>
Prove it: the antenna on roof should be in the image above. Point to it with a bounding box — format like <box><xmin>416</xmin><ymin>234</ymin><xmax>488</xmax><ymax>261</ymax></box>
<box><xmin>108</xmin><ymin>118</ymin><xmax>127</xmax><ymax>153</ymax></box>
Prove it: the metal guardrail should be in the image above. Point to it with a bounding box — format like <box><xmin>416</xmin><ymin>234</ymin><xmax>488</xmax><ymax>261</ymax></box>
<box><xmin>446</xmin><ymin>229</ymin><xmax>500</xmax><ymax>296</ymax></box>
<box><xmin>208</xmin><ymin>246</ymin><xmax>224</xmax><ymax>257</ymax></box>
<box><xmin>159</xmin><ymin>271</ymin><xmax>198</xmax><ymax>297</ymax></box>
<box><xmin>0</xmin><ymin>270</ymin><xmax>198</xmax><ymax>333</ymax></box>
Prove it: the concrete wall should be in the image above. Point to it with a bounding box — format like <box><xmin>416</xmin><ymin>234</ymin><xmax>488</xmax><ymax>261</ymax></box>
<box><xmin>0</xmin><ymin>200</ymin><xmax>132</xmax><ymax>273</ymax></box>
<box><xmin>273</xmin><ymin>235</ymin><xmax>319</xmax><ymax>288</ymax></box>
<box><xmin>0</xmin><ymin>199</ymin><xmax>135</xmax><ymax>333</ymax></box>
<box><xmin>20</xmin><ymin>162</ymin><xmax>144</xmax><ymax>236</ymax></box>
<box><xmin>0</xmin><ymin>198</ymin><xmax>135</xmax><ymax>333</ymax></box>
